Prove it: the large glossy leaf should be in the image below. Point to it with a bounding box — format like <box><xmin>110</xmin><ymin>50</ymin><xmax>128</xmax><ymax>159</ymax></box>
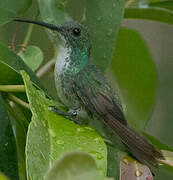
<box><xmin>37</xmin><ymin>0</ymin><xmax>125</xmax><ymax>71</ymax></box>
<box><xmin>125</xmin><ymin>0</ymin><xmax>173</xmax><ymax>25</ymax></box>
<box><xmin>21</xmin><ymin>71</ymin><xmax>107</xmax><ymax>179</ymax></box>
<box><xmin>143</xmin><ymin>16</ymin><xmax>173</xmax><ymax>148</ymax></box>
<box><xmin>0</xmin><ymin>173</ymin><xmax>9</xmax><ymax>180</ymax></box>
<box><xmin>18</xmin><ymin>45</ymin><xmax>44</xmax><ymax>71</ymax></box>
<box><xmin>0</xmin><ymin>0</ymin><xmax>32</xmax><ymax>25</ymax></box>
<box><xmin>6</xmin><ymin>102</ymin><xmax>28</xmax><ymax>180</ymax></box>
<box><xmin>37</xmin><ymin>0</ymin><xmax>69</xmax><ymax>25</ymax></box>
<box><xmin>143</xmin><ymin>132</ymin><xmax>173</xmax><ymax>151</ymax></box>
<box><xmin>85</xmin><ymin>0</ymin><xmax>125</xmax><ymax>71</ymax></box>
<box><xmin>0</xmin><ymin>42</ymin><xmax>46</xmax><ymax>93</ymax></box>
<box><xmin>45</xmin><ymin>152</ymin><xmax>104</xmax><ymax>180</ymax></box>
<box><xmin>0</xmin><ymin>94</ymin><xmax>18</xmax><ymax>179</ymax></box>
<box><xmin>155</xmin><ymin>150</ymin><xmax>173</xmax><ymax>180</ymax></box>
<box><xmin>111</xmin><ymin>27</ymin><xmax>157</xmax><ymax>130</ymax></box>
<box><xmin>106</xmin><ymin>145</ymin><xmax>120</xmax><ymax>179</ymax></box>
<box><xmin>37</xmin><ymin>0</ymin><xmax>70</xmax><ymax>44</ymax></box>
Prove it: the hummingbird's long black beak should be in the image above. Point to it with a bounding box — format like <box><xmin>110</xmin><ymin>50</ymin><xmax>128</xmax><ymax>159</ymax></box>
<box><xmin>14</xmin><ymin>18</ymin><xmax>61</xmax><ymax>32</ymax></box>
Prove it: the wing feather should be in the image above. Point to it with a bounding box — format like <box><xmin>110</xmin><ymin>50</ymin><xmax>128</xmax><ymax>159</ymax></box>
<box><xmin>72</xmin><ymin>65</ymin><xmax>163</xmax><ymax>166</ymax></box>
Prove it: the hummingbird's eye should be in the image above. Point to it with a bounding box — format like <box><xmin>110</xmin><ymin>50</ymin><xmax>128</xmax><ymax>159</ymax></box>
<box><xmin>72</xmin><ymin>28</ymin><xmax>81</xmax><ymax>37</ymax></box>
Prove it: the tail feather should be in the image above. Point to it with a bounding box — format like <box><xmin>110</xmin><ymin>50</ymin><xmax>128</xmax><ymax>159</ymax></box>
<box><xmin>103</xmin><ymin>114</ymin><xmax>164</xmax><ymax>166</ymax></box>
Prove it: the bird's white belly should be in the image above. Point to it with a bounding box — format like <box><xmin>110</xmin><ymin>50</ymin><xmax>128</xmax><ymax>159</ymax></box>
<box><xmin>54</xmin><ymin>46</ymin><xmax>70</xmax><ymax>106</ymax></box>
<box><xmin>54</xmin><ymin>45</ymin><xmax>80</xmax><ymax>108</ymax></box>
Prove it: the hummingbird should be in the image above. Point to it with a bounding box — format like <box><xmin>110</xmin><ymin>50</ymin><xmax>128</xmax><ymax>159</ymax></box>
<box><xmin>14</xmin><ymin>19</ymin><xmax>163</xmax><ymax>166</ymax></box>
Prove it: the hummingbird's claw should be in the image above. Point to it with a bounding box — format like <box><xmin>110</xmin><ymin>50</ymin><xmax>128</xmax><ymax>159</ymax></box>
<box><xmin>48</xmin><ymin>105</ymin><xmax>82</xmax><ymax>125</ymax></box>
<box><xmin>48</xmin><ymin>105</ymin><xmax>65</xmax><ymax>116</ymax></box>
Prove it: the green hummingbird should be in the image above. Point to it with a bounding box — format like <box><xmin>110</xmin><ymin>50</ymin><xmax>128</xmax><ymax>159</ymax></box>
<box><xmin>14</xmin><ymin>19</ymin><xmax>163</xmax><ymax>166</ymax></box>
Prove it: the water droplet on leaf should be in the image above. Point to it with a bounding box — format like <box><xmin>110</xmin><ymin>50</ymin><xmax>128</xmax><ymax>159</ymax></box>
<box><xmin>135</xmin><ymin>170</ymin><xmax>142</xmax><ymax>177</ymax></box>
<box><xmin>56</xmin><ymin>139</ymin><xmax>64</xmax><ymax>145</ymax></box>
<box><xmin>94</xmin><ymin>137</ymin><xmax>102</xmax><ymax>144</ymax></box>
<box><xmin>97</xmin><ymin>16</ymin><xmax>102</xmax><ymax>21</ymax></box>
<box><xmin>77</xmin><ymin>128</ymin><xmax>84</xmax><ymax>132</ymax></box>
<box><xmin>84</xmin><ymin>126</ymin><xmax>94</xmax><ymax>131</ymax></box>
<box><xmin>48</xmin><ymin>129</ymin><xmax>56</xmax><ymax>138</ymax></box>
<box><xmin>107</xmin><ymin>29</ymin><xmax>113</xmax><ymax>36</ymax></box>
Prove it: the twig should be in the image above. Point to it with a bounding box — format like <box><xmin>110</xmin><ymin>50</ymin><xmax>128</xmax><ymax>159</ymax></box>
<box><xmin>7</xmin><ymin>100</ymin><xmax>29</xmax><ymax>126</ymax></box>
<box><xmin>8</xmin><ymin>93</ymin><xmax>30</xmax><ymax>110</ymax></box>
<box><xmin>36</xmin><ymin>58</ymin><xmax>56</xmax><ymax>78</ymax></box>
<box><xmin>10</xmin><ymin>23</ymin><xmax>21</xmax><ymax>51</ymax></box>
<box><xmin>0</xmin><ymin>85</ymin><xmax>25</xmax><ymax>92</ymax></box>
<box><xmin>125</xmin><ymin>0</ymin><xmax>136</xmax><ymax>8</ymax></box>
<box><xmin>103</xmin><ymin>138</ymin><xmax>114</xmax><ymax>145</ymax></box>
<box><xmin>23</xmin><ymin>23</ymin><xmax>34</xmax><ymax>47</ymax></box>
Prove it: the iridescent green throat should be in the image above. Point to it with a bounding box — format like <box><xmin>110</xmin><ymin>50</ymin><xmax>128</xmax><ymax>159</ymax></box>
<box><xmin>65</xmin><ymin>44</ymin><xmax>89</xmax><ymax>75</ymax></box>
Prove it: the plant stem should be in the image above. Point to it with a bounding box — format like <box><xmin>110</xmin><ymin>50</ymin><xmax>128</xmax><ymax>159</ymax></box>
<box><xmin>0</xmin><ymin>85</ymin><xmax>25</xmax><ymax>92</ymax></box>
<box><xmin>8</xmin><ymin>93</ymin><xmax>30</xmax><ymax>110</ymax></box>
<box><xmin>11</xmin><ymin>23</ymin><xmax>21</xmax><ymax>51</ymax></box>
<box><xmin>23</xmin><ymin>23</ymin><xmax>34</xmax><ymax>47</ymax></box>
<box><xmin>103</xmin><ymin>138</ymin><xmax>113</xmax><ymax>146</ymax></box>
<box><xmin>125</xmin><ymin>0</ymin><xmax>135</xmax><ymax>8</ymax></box>
<box><xmin>36</xmin><ymin>58</ymin><xmax>56</xmax><ymax>78</ymax></box>
<box><xmin>7</xmin><ymin>100</ymin><xmax>29</xmax><ymax>126</ymax></box>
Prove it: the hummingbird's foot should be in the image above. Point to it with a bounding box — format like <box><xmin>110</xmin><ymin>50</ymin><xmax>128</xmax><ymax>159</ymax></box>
<box><xmin>48</xmin><ymin>106</ymin><xmax>82</xmax><ymax>125</ymax></box>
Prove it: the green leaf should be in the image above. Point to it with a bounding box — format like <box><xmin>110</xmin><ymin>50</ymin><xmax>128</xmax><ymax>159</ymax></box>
<box><xmin>18</xmin><ymin>45</ymin><xmax>44</xmax><ymax>71</ymax></box>
<box><xmin>66</xmin><ymin>0</ymin><xmax>85</xmax><ymax>21</ymax></box>
<box><xmin>161</xmin><ymin>150</ymin><xmax>173</xmax><ymax>166</ymax></box>
<box><xmin>143</xmin><ymin>132</ymin><xmax>173</xmax><ymax>151</ymax></box>
<box><xmin>0</xmin><ymin>94</ymin><xmax>18</xmax><ymax>179</ymax></box>
<box><xmin>0</xmin><ymin>42</ymin><xmax>46</xmax><ymax>93</ymax></box>
<box><xmin>45</xmin><ymin>152</ymin><xmax>104</xmax><ymax>180</ymax></box>
<box><xmin>0</xmin><ymin>173</ymin><xmax>9</xmax><ymax>180</ymax></box>
<box><xmin>125</xmin><ymin>0</ymin><xmax>173</xmax><ymax>25</ymax></box>
<box><xmin>37</xmin><ymin>0</ymin><xmax>125</xmax><ymax>71</ymax></box>
<box><xmin>107</xmin><ymin>145</ymin><xmax>120</xmax><ymax>179</ymax></box>
<box><xmin>21</xmin><ymin>71</ymin><xmax>107</xmax><ymax>180</ymax></box>
<box><xmin>37</xmin><ymin>0</ymin><xmax>68</xmax><ymax>25</ymax></box>
<box><xmin>37</xmin><ymin>0</ymin><xmax>71</xmax><ymax>50</ymax></box>
<box><xmin>150</xmin><ymin>0</ymin><xmax>173</xmax><ymax>11</ymax></box>
<box><xmin>6</xmin><ymin>102</ymin><xmax>28</xmax><ymax>180</ymax></box>
<box><xmin>111</xmin><ymin>27</ymin><xmax>157</xmax><ymax>130</ymax></box>
<box><xmin>0</xmin><ymin>0</ymin><xmax>32</xmax><ymax>25</ymax></box>
<box><xmin>157</xmin><ymin>150</ymin><xmax>173</xmax><ymax>177</ymax></box>
<box><xmin>85</xmin><ymin>0</ymin><xmax>125</xmax><ymax>71</ymax></box>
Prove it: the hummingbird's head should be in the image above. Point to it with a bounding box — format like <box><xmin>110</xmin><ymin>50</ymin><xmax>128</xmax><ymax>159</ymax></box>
<box><xmin>13</xmin><ymin>19</ymin><xmax>91</xmax><ymax>56</ymax></box>
<box><xmin>57</xmin><ymin>21</ymin><xmax>91</xmax><ymax>55</ymax></box>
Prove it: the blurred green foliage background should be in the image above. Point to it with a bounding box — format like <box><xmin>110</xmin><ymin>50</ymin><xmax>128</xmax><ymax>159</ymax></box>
<box><xmin>0</xmin><ymin>0</ymin><xmax>173</xmax><ymax>179</ymax></box>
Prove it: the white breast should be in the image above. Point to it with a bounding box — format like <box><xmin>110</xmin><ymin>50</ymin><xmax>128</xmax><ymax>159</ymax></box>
<box><xmin>54</xmin><ymin>45</ymin><xmax>72</xmax><ymax>106</ymax></box>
